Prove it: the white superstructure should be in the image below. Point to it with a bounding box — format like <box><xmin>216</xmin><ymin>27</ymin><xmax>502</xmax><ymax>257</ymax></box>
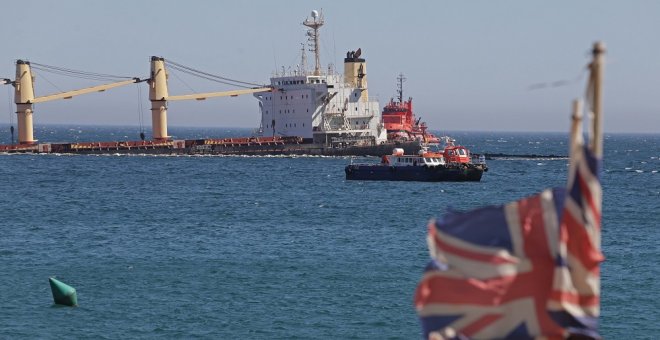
<box><xmin>253</xmin><ymin>10</ymin><xmax>387</xmax><ymax>146</ymax></box>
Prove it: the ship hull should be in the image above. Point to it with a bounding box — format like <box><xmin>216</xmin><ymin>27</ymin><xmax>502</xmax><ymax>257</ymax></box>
<box><xmin>1</xmin><ymin>139</ymin><xmax>421</xmax><ymax>157</ymax></box>
<box><xmin>344</xmin><ymin>164</ymin><xmax>484</xmax><ymax>182</ymax></box>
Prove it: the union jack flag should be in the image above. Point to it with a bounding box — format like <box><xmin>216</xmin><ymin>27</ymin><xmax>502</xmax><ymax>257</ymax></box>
<box><xmin>414</xmin><ymin>136</ymin><xmax>603</xmax><ymax>339</ymax></box>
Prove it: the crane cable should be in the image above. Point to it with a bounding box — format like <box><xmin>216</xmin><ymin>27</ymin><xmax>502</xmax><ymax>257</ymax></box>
<box><xmin>136</xmin><ymin>84</ymin><xmax>145</xmax><ymax>141</ymax></box>
<box><xmin>165</xmin><ymin>59</ymin><xmax>265</xmax><ymax>88</ymax></box>
<box><xmin>7</xmin><ymin>86</ymin><xmax>14</xmax><ymax>144</ymax></box>
<box><xmin>166</xmin><ymin>63</ymin><xmax>254</xmax><ymax>89</ymax></box>
<box><xmin>29</xmin><ymin>62</ymin><xmax>135</xmax><ymax>82</ymax></box>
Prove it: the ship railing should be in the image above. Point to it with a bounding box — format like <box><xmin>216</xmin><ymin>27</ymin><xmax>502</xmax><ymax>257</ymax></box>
<box><xmin>471</xmin><ymin>154</ymin><xmax>487</xmax><ymax>165</ymax></box>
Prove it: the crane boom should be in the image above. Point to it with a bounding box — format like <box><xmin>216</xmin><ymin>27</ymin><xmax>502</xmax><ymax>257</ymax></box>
<box><xmin>167</xmin><ymin>87</ymin><xmax>272</xmax><ymax>101</ymax></box>
<box><xmin>32</xmin><ymin>78</ymin><xmax>139</xmax><ymax>104</ymax></box>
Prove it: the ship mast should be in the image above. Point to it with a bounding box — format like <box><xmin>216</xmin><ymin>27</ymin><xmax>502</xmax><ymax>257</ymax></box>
<box><xmin>397</xmin><ymin>73</ymin><xmax>406</xmax><ymax>103</ymax></box>
<box><xmin>303</xmin><ymin>10</ymin><xmax>324</xmax><ymax>76</ymax></box>
<box><xmin>300</xmin><ymin>43</ymin><xmax>307</xmax><ymax>76</ymax></box>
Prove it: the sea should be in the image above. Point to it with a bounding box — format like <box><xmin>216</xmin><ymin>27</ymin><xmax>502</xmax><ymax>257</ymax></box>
<box><xmin>0</xmin><ymin>125</ymin><xmax>658</xmax><ymax>339</ymax></box>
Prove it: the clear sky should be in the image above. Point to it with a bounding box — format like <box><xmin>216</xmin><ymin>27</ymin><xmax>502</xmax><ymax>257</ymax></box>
<box><xmin>1</xmin><ymin>1</ymin><xmax>658</xmax><ymax>133</ymax></box>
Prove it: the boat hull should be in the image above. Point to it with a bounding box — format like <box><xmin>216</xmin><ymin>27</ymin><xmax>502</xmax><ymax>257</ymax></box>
<box><xmin>345</xmin><ymin>164</ymin><xmax>484</xmax><ymax>182</ymax></box>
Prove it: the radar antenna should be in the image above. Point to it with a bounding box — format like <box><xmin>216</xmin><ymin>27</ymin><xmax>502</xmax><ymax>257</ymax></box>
<box><xmin>303</xmin><ymin>10</ymin><xmax>324</xmax><ymax>76</ymax></box>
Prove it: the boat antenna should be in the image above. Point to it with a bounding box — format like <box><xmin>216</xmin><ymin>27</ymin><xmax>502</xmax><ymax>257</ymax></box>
<box><xmin>397</xmin><ymin>73</ymin><xmax>406</xmax><ymax>103</ymax></box>
<box><xmin>303</xmin><ymin>9</ymin><xmax>324</xmax><ymax>76</ymax></box>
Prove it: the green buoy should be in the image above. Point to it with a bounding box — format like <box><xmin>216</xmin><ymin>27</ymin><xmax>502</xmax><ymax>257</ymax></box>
<box><xmin>48</xmin><ymin>277</ymin><xmax>78</xmax><ymax>307</ymax></box>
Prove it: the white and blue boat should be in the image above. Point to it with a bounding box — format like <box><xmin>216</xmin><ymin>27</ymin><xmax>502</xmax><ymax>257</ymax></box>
<box><xmin>345</xmin><ymin>142</ymin><xmax>487</xmax><ymax>182</ymax></box>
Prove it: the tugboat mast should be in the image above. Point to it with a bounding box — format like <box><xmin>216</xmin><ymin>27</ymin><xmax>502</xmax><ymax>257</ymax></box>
<box><xmin>303</xmin><ymin>10</ymin><xmax>324</xmax><ymax>76</ymax></box>
<box><xmin>396</xmin><ymin>73</ymin><xmax>406</xmax><ymax>103</ymax></box>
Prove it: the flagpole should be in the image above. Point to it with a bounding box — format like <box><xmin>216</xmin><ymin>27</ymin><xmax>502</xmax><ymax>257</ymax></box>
<box><xmin>591</xmin><ymin>41</ymin><xmax>606</xmax><ymax>157</ymax></box>
<box><xmin>570</xmin><ymin>99</ymin><xmax>583</xmax><ymax>154</ymax></box>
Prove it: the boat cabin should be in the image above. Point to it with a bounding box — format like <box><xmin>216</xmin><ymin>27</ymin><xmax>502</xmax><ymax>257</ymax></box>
<box><xmin>444</xmin><ymin>145</ymin><xmax>471</xmax><ymax>164</ymax></box>
<box><xmin>381</xmin><ymin>148</ymin><xmax>446</xmax><ymax>167</ymax></box>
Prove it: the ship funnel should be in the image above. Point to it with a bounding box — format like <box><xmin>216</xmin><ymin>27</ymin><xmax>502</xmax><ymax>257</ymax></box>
<box><xmin>343</xmin><ymin>49</ymin><xmax>368</xmax><ymax>101</ymax></box>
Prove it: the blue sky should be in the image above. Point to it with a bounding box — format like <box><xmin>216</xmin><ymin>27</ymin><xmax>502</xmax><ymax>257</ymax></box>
<box><xmin>0</xmin><ymin>1</ymin><xmax>658</xmax><ymax>133</ymax></box>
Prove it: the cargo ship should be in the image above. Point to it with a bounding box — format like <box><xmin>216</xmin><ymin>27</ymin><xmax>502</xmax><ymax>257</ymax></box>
<box><xmin>0</xmin><ymin>10</ymin><xmax>421</xmax><ymax>156</ymax></box>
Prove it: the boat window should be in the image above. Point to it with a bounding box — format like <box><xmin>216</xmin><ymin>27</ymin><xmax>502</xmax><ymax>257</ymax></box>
<box><xmin>458</xmin><ymin>149</ymin><xmax>466</xmax><ymax>156</ymax></box>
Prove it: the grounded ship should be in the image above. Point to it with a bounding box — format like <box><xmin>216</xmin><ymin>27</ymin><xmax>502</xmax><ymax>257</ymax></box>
<box><xmin>0</xmin><ymin>10</ymin><xmax>420</xmax><ymax>156</ymax></box>
<box><xmin>345</xmin><ymin>137</ymin><xmax>487</xmax><ymax>182</ymax></box>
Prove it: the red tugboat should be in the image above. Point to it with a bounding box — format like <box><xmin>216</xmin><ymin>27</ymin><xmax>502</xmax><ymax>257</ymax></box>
<box><xmin>345</xmin><ymin>136</ymin><xmax>487</xmax><ymax>182</ymax></box>
<box><xmin>382</xmin><ymin>74</ymin><xmax>440</xmax><ymax>144</ymax></box>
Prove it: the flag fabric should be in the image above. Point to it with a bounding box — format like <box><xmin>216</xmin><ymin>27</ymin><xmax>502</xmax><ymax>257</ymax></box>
<box><xmin>415</xmin><ymin>142</ymin><xmax>603</xmax><ymax>339</ymax></box>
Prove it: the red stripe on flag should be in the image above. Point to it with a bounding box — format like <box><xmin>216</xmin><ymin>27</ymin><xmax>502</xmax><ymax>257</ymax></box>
<box><xmin>550</xmin><ymin>290</ymin><xmax>600</xmax><ymax>307</ymax></box>
<box><xmin>462</xmin><ymin>314</ymin><xmax>503</xmax><ymax>337</ymax></box>
<box><xmin>577</xmin><ymin>173</ymin><xmax>602</xmax><ymax>228</ymax></box>
<box><xmin>432</xmin><ymin>230</ymin><xmax>518</xmax><ymax>264</ymax></box>
<box><xmin>516</xmin><ymin>194</ymin><xmax>565</xmax><ymax>336</ymax></box>
<box><xmin>415</xmin><ymin>275</ymin><xmax>517</xmax><ymax>307</ymax></box>
<box><xmin>562</xmin><ymin>212</ymin><xmax>604</xmax><ymax>272</ymax></box>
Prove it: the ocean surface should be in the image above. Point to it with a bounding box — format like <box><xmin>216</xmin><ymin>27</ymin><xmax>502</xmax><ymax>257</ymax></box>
<box><xmin>1</xmin><ymin>125</ymin><xmax>658</xmax><ymax>339</ymax></box>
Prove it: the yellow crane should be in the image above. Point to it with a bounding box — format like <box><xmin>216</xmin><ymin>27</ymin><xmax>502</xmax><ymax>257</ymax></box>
<box><xmin>148</xmin><ymin>56</ymin><xmax>272</xmax><ymax>140</ymax></box>
<box><xmin>2</xmin><ymin>58</ymin><xmax>272</xmax><ymax>144</ymax></box>
<box><xmin>8</xmin><ymin>60</ymin><xmax>140</xmax><ymax>144</ymax></box>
